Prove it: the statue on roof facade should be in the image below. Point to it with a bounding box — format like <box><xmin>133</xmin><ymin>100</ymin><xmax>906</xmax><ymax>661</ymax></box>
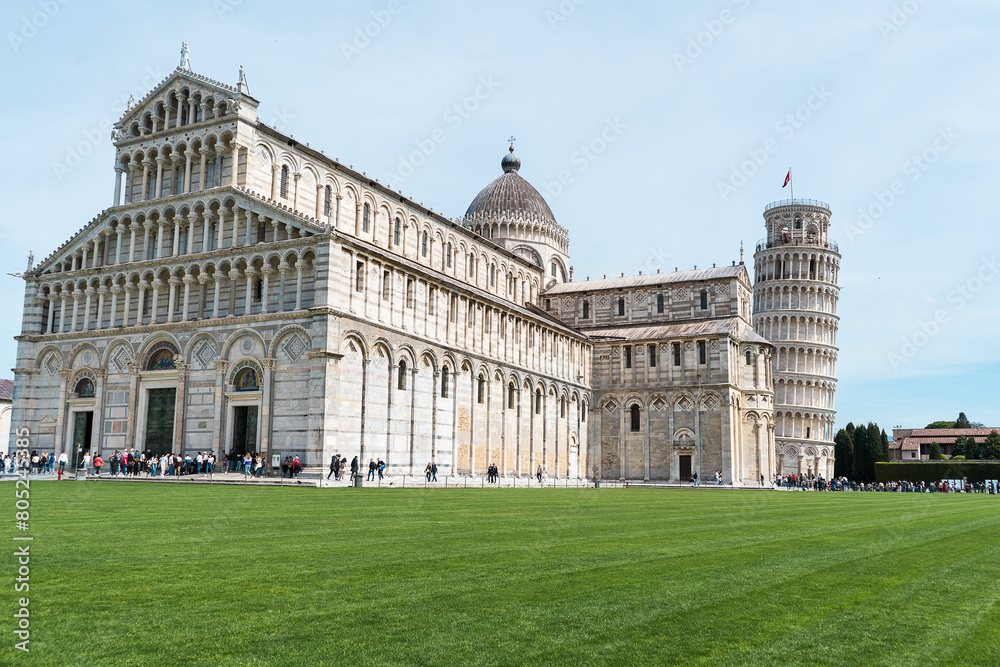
<box><xmin>180</xmin><ymin>42</ymin><xmax>191</xmax><ymax>70</ymax></box>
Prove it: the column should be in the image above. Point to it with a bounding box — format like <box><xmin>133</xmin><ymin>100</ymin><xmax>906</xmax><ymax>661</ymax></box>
<box><xmin>172</xmin><ymin>361</ymin><xmax>189</xmax><ymax>453</ymax></box>
<box><xmin>154</xmin><ymin>157</ymin><xmax>165</xmax><ymax>199</ymax></box>
<box><xmin>141</xmin><ymin>223</ymin><xmax>151</xmax><ymax>261</ymax></box>
<box><xmin>334</xmin><ymin>193</ymin><xmax>342</xmax><ymax>230</ymax></box>
<box><xmin>232</xmin><ymin>208</ymin><xmax>242</xmax><ymax>248</ymax></box>
<box><xmin>96</xmin><ymin>287</ymin><xmax>107</xmax><ymax>330</ymax></box>
<box><xmin>211</xmin><ymin>360</ymin><xmax>228</xmax><ymax>453</ymax></box>
<box><xmin>214</xmin><ymin>150</ymin><xmax>223</xmax><ymax>188</ymax></box>
<box><xmin>226</xmin><ymin>270</ymin><xmax>237</xmax><ymax>317</ymax></box>
<box><xmin>202</xmin><ymin>212</ymin><xmax>212</xmax><ymax>251</ymax></box>
<box><xmin>136</xmin><ymin>283</ymin><xmax>146</xmax><ymax>326</ymax></box>
<box><xmin>54</xmin><ymin>369</ymin><xmax>70</xmax><ymax>459</ymax></box>
<box><xmin>294</xmin><ymin>263</ymin><xmax>303</xmax><ymax>310</ymax></box>
<box><xmin>212</xmin><ymin>275</ymin><xmax>222</xmax><ymax>318</ymax></box>
<box><xmin>124</xmin><ymin>362</ymin><xmax>140</xmax><ymax>449</ymax></box>
<box><xmin>149</xmin><ymin>280</ymin><xmax>161</xmax><ymax>325</ymax></box>
<box><xmin>198</xmin><ymin>149</ymin><xmax>208</xmax><ymax>191</ymax></box>
<box><xmin>58</xmin><ymin>295</ymin><xmax>67</xmax><ymax>332</ymax></box>
<box><xmin>315</xmin><ymin>184</ymin><xmax>323</xmax><ymax>219</ymax></box>
<box><xmin>128</xmin><ymin>224</ymin><xmax>136</xmax><ymax>263</ymax></box>
<box><xmin>260</xmin><ymin>358</ymin><xmax>276</xmax><ymax>465</ymax></box>
<box><xmin>122</xmin><ymin>286</ymin><xmax>133</xmax><ymax>327</ymax></box>
<box><xmin>243</xmin><ymin>269</ymin><xmax>255</xmax><ymax>315</ymax></box>
<box><xmin>113</xmin><ymin>167</ymin><xmax>124</xmax><ymax>206</ymax></box>
<box><xmin>82</xmin><ymin>288</ymin><xmax>94</xmax><ymax>332</ymax></box>
<box><xmin>155</xmin><ymin>221</ymin><xmax>166</xmax><ymax>259</ymax></box>
<box><xmin>109</xmin><ymin>286</ymin><xmax>120</xmax><ymax>328</ymax></box>
<box><xmin>140</xmin><ymin>160</ymin><xmax>151</xmax><ymax>201</ymax></box>
<box><xmin>187</xmin><ymin>214</ymin><xmax>197</xmax><ymax>255</ymax></box>
<box><xmin>183</xmin><ymin>151</ymin><xmax>193</xmax><ymax>194</ymax></box>
<box><xmin>181</xmin><ymin>277</ymin><xmax>193</xmax><ymax>321</ymax></box>
<box><xmin>171</xmin><ymin>219</ymin><xmax>181</xmax><ymax>257</ymax></box>
<box><xmin>277</xmin><ymin>266</ymin><xmax>287</xmax><ymax>312</ymax></box>
<box><xmin>260</xmin><ymin>269</ymin><xmax>271</xmax><ymax>314</ymax></box>
<box><xmin>126</xmin><ymin>164</ymin><xmax>137</xmax><ymax>204</ymax></box>
<box><xmin>197</xmin><ymin>277</ymin><xmax>207</xmax><ymax>319</ymax></box>
<box><xmin>81</xmin><ymin>245</ymin><xmax>89</xmax><ymax>271</ymax></box>
<box><xmin>169</xmin><ymin>157</ymin><xmax>181</xmax><ymax>197</ymax></box>
<box><xmin>292</xmin><ymin>173</ymin><xmax>301</xmax><ymax>211</ymax></box>
<box><xmin>90</xmin><ymin>370</ymin><xmax>107</xmax><ymax>454</ymax></box>
<box><xmin>70</xmin><ymin>293</ymin><xmax>81</xmax><ymax>331</ymax></box>
<box><xmin>114</xmin><ymin>227</ymin><xmax>123</xmax><ymax>264</ymax></box>
<box><xmin>166</xmin><ymin>277</ymin><xmax>179</xmax><ymax>323</ymax></box>
<box><xmin>46</xmin><ymin>296</ymin><xmax>55</xmax><ymax>333</ymax></box>
<box><xmin>244</xmin><ymin>212</ymin><xmax>254</xmax><ymax>245</ymax></box>
<box><xmin>217</xmin><ymin>209</ymin><xmax>226</xmax><ymax>250</ymax></box>
<box><xmin>188</xmin><ymin>97</ymin><xmax>196</xmax><ymax>124</ymax></box>
<box><xmin>270</xmin><ymin>164</ymin><xmax>280</xmax><ymax>200</ymax></box>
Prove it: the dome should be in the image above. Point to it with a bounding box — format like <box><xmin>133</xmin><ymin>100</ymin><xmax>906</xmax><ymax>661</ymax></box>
<box><xmin>463</xmin><ymin>146</ymin><xmax>557</xmax><ymax>226</ymax></box>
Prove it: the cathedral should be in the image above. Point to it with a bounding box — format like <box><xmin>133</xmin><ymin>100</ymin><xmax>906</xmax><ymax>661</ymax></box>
<box><xmin>11</xmin><ymin>49</ymin><xmax>839</xmax><ymax>483</ymax></box>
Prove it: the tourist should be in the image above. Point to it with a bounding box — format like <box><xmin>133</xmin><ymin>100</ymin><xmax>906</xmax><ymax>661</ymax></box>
<box><xmin>430</xmin><ymin>461</ymin><xmax>437</xmax><ymax>482</ymax></box>
<box><xmin>292</xmin><ymin>455</ymin><xmax>302</xmax><ymax>478</ymax></box>
<box><xmin>425</xmin><ymin>462</ymin><xmax>433</xmax><ymax>482</ymax></box>
<box><xmin>350</xmin><ymin>456</ymin><xmax>359</xmax><ymax>480</ymax></box>
<box><xmin>58</xmin><ymin>451</ymin><xmax>68</xmax><ymax>474</ymax></box>
<box><xmin>328</xmin><ymin>454</ymin><xmax>338</xmax><ymax>480</ymax></box>
<box><xmin>536</xmin><ymin>465</ymin><xmax>543</xmax><ymax>483</ymax></box>
<box><xmin>368</xmin><ymin>458</ymin><xmax>376</xmax><ymax>481</ymax></box>
<box><xmin>93</xmin><ymin>453</ymin><xmax>103</xmax><ymax>476</ymax></box>
<box><xmin>378</xmin><ymin>459</ymin><xmax>386</xmax><ymax>479</ymax></box>
<box><xmin>81</xmin><ymin>451</ymin><xmax>91</xmax><ymax>475</ymax></box>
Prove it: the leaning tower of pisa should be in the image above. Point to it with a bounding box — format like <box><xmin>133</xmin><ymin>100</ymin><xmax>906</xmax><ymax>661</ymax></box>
<box><xmin>751</xmin><ymin>199</ymin><xmax>840</xmax><ymax>479</ymax></box>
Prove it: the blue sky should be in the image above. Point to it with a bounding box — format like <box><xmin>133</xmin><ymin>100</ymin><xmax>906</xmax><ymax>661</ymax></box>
<box><xmin>1</xmin><ymin>0</ymin><xmax>998</xmax><ymax>432</ymax></box>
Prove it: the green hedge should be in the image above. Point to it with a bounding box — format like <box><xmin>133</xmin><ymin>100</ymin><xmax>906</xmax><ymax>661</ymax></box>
<box><xmin>875</xmin><ymin>461</ymin><xmax>1000</xmax><ymax>484</ymax></box>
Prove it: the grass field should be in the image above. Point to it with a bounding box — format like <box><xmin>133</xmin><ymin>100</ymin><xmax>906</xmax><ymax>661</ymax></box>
<box><xmin>4</xmin><ymin>483</ymin><xmax>1000</xmax><ymax>666</ymax></box>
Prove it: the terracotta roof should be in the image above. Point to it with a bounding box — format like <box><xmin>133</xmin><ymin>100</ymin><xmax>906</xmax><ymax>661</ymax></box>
<box><xmin>581</xmin><ymin>318</ymin><xmax>771</xmax><ymax>345</ymax></box>
<box><xmin>0</xmin><ymin>379</ymin><xmax>12</xmax><ymax>401</ymax></box>
<box><xmin>889</xmin><ymin>428</ymin><xmax>999</xmax><ymax>450</ymax></box>
<box><xmin>543</xmin><ymin>265</ymin><xmax>745</xmax><ymax>294</ymax></box>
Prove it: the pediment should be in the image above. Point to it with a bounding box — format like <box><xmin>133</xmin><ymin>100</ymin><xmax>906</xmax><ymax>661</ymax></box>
<box><xmin>114</xmin><ymin>68</ymin><xmax>257</xmax><ymax>141</ymax></box>
<box><xmin>34</xmin><ymin>210</ymin><xmax>113</xmax><ymax>276</ymax></box>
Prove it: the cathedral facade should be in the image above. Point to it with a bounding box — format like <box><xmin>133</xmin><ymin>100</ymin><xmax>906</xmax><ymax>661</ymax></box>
<box><xmin>10</xmin><ymin>53</ymin><xmax>830</xmax><ymax>484</ymax></box>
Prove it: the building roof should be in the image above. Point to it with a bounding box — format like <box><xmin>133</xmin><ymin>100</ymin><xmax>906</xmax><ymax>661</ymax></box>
<box><xmin>889</xmin><ymin>428</ymin><xmax>999</xmax><ymax>450</ymax></box>
<box><xmin>580</xmin><ymin>318</ymin><xmax>770</xmax><ymax>345</ymax></box>
<box><xmin>463</xmin><ymin>148</ymin><xmax>561</xmax><ymax>229</ymax></box>
<box><xmin>543</xmin><ymin>265</ymin><xmax>746</xmax><ymax>295</ymax></box>
<box><xmin>0</xmin><ymin>379</ymin><xmax>13</xmax><ymax>401</ymax></box>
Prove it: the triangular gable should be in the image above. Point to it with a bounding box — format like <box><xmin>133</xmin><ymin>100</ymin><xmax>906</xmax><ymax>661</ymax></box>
<box><xmin>34</xmin><ymin>210</ymin><xmax>113</xmax><ymax>276</ymax></box>
<box><xmin>115</xmin><ymin>66</ymin><xmax>257</xmax><ymax>130</ymax></box>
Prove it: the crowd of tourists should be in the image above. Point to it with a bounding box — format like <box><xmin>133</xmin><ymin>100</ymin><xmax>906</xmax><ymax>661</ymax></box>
<box><xmin>773</xmin><ymin>473</ymin><xmax>1000</xmax><ymax>494</ymax></box>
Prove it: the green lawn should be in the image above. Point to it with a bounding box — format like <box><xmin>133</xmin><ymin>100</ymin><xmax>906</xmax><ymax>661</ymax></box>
<box><xmin>4</xmin><ymin>484</ymin><xmax>1000</xmax><ymax>666</ymax></box>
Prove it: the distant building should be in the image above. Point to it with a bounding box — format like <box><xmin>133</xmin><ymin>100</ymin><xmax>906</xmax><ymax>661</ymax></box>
<box><xmin>890</xmin><ymin>428</ymin><xmax>999</xmax><ymax>460</ymax></box>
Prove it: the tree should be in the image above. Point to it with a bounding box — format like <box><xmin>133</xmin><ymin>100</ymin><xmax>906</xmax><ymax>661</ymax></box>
<box><xmin>955</xmin><ymin>412</ymin><xmax>972</xmax><ymax>428</ymax></box>
<box><xmin>928</xmin><ymin>442</ymin><xmax>943</xmax><ymax>460</ymax></box>
<box><xmin>876</xmin><ymin>427</ymin><xmax>890</xmax><ymax>464</ymax></box>
<box><xmin>834</xmin><ymin>428</ymin><xmax>854</xmax><ymax>478</ymax></box>
<box><xmin>983</xmin><ymin>430</ymin><xmax>1000</xmax><ymax>460</ymax></box>
<box><xmin>853</xmin><ymin>424</ymin><xmax>870</xmax><ymax>482</ymax></box>
<box><xmin>925</xmin><ymin>420</ymin><xmax>955</xmax><ymax>429</ymax></box>
<box><xmin>952</xmin><ymin>435</ymin><xmax>978</xmax><ymax>459</ymax></box>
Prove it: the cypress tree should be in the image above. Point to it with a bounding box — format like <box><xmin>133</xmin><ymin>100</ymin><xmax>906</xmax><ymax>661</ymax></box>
<box><xmin>955</xmin><ymin>412</ymin><xmax>971</xmax><ymax>428</ymax></box>
<box><xmin>928</xmin><ymin>442</ymin><xmax>943</xmax><ymax>460</ymax></box>
<box><xmin>983</xmin><ymin>430</ymin><xmax>1000</xmax><ymax>460</ymax></box>
<box><xmin>853</xmin><ymin>424</ymin><xmax>869</xmax><ymax>482</ymax></box>
<box><xmin>834</xmin><ymin>428</ymin><xmax>853</xmax><ymax>478</ymax></box>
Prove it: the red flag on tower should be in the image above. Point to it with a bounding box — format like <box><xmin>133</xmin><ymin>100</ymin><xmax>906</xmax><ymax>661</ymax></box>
<box><xmin>782</xmin><ymin>169</ymin><xmax>791</xmax><ymax>188</ymax></box>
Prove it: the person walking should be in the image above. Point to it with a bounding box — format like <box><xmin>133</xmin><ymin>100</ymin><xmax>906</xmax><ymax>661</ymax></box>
<box><xmin>377</xmin><ymin>459</ymin><xmax>385</xmax><ymax>480</ymax></box>
<box><xmin>425</xmin><ymin>462</ymin><xmax>432</xmax><ymax>482</ymax></box>
<box><xmin>93</xmin><ymin>453</ymin><xmax>104</xmax><ymax>476</ymax></box>
<box><xmin>58</xmin><ymin>451</ymin><xmax>68</xmax><ymax>475</ymax></box>
<box><xmin>367</xmin><ymin>458</ymin><xmax>376</xmax><ymax>481</ymax></box>
<box><xmin>328</xmin><ymin>454</ymin><xmax>338</xmax><ymax>480</ymax></box>
<box><xmin>431</xmin><ymin>461</ymin><xmax>437</xmax><ymax>482</ymax></box>
<box><xmin>350</xmin><ymin>456</ymin><xmax>359</xmax><ymax>481</ymax></box>
<box><xmin>81</xmin><ymin>451</ymin><xmax>91</xmax><ymax>475</ymax></box>
<box><xmin>536</xmin><ymin>465</ymin><xmax>543</xmax><ymax>484</ymax></box>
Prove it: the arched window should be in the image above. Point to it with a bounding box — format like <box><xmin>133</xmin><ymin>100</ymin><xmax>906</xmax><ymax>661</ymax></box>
<box><xmin>630</xmin><ymin>404</ymin><xmax>641</xmax><ymax>432</ymax></box>
<box><xmin>550</xmin><ymin>261</ymin><xmax>557</xmax><ymax>277</ymax></box>
<box><xmin>280</xmin><ymin>165</ymin><xmax>289</xmax><ymax>198</ymax></box>
<box><xmin>746</xmin><ymin>351</ymin><xmax>752</xmax><ymax>365</ymax></box>
<box><xmin>394</xmin><ymin>218</ymin><xmax>402</xmax><ymax>246</ymax></box>
<box><xmin>535</xmin><ymin>388</ymin><xmax>542</xmax><ymax>414</ymax></box>
<box><xmin>253</xmin><ymin>279</ymin><xmax>263</xmax><ymax>303</ymax></box>
<box><xmin>618</xmin><ymin>297</ymin><xmax>625</xmax><ymax>316</ymax></box>
<box><xmin>398</xmin><ymin>359</ymin><xmax>407</xmax><ymax>391</ymax></box>
<box><xmin>147</xmin><ymin>348</ymin><xmax>176</xmax><ymax>371</ymax></box>
<box><xmin>421</xmin><ymin>231</ymin><xmax>428</xmax><ymax>257</ymax></box>
<box><xmin>657</xmin><ymin>294</ymin><xmax>664</xmax><ymax>313</ymax></box>
<box><xmin>406</xmin><ymin>279</ymin><xmax>414</xmax><ymax>308</ymax></box>
<box><xmin>234</xmin><ymin>367</ymin><xmax>259</xmax><ymax>391</ymax></box>
<box><xmin>441</xmin><ymin>367</ymin><xmax>450</xmax><ymax>398</ymax></box>
<box><xmin>700</xmin><ymin>290</ymin><xmax>708</xmax><ymax>310</ymax></box>
<box><xmin>560</xmin><ymin>396</ymin><xmax>566</xmax><ymax>418</ymax></box>
<box><xmin>508</xmin><ymin>383</ymin><xmax>515</xmax><ymax>409</ymax></box>
<box><xmin>490</xmin><ymin>264</ymin><xmax>496</xmax><ymax>287</ymax></box>
<box><xmin>74</xmin><ymin>377</ymin><xmax>95</xmax><ymax>398</ymax></box>
<box><xmin>445</xmin><ymin>242</ymin><xmax>453</xmax><ymax>268</ymax></box>
<box><xmin>362</xmin><ymin>203</ymin><xmax>370</xmax><ymax>232</ymax></box>
<box><xmin>477</xmin><ymin>374</ymin><xmax>485</xmax><ymax>404</ymax></box>
<box><xmin>582</xmin><ymin>300</ymin><xmax>589</xmax><ymax>319</ymax></box>
<box><xmin>324</xmin><ymin>185</ymin><xmax>332</xmax><ymax>216</ymax></box>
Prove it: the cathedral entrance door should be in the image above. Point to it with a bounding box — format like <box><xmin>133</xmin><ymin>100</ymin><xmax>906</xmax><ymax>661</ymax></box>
<box><xmin>71</xmin><ymin>411</ymin><xmax>93</xmax><ymax>469</ymax></box>
<box><xmin>232</xmin><ymin>406</ymin><xmax>258</xmax><ymax>456</ymax></box>
<box><xmin>679</xmin><ymin>454</ymin><xmax>692</xmax><ymax>482</ymax></box>
<box><xmin>144</xmin><ymin>388</ymin><xmax>176</xmax><ymax>456</ymax></box>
